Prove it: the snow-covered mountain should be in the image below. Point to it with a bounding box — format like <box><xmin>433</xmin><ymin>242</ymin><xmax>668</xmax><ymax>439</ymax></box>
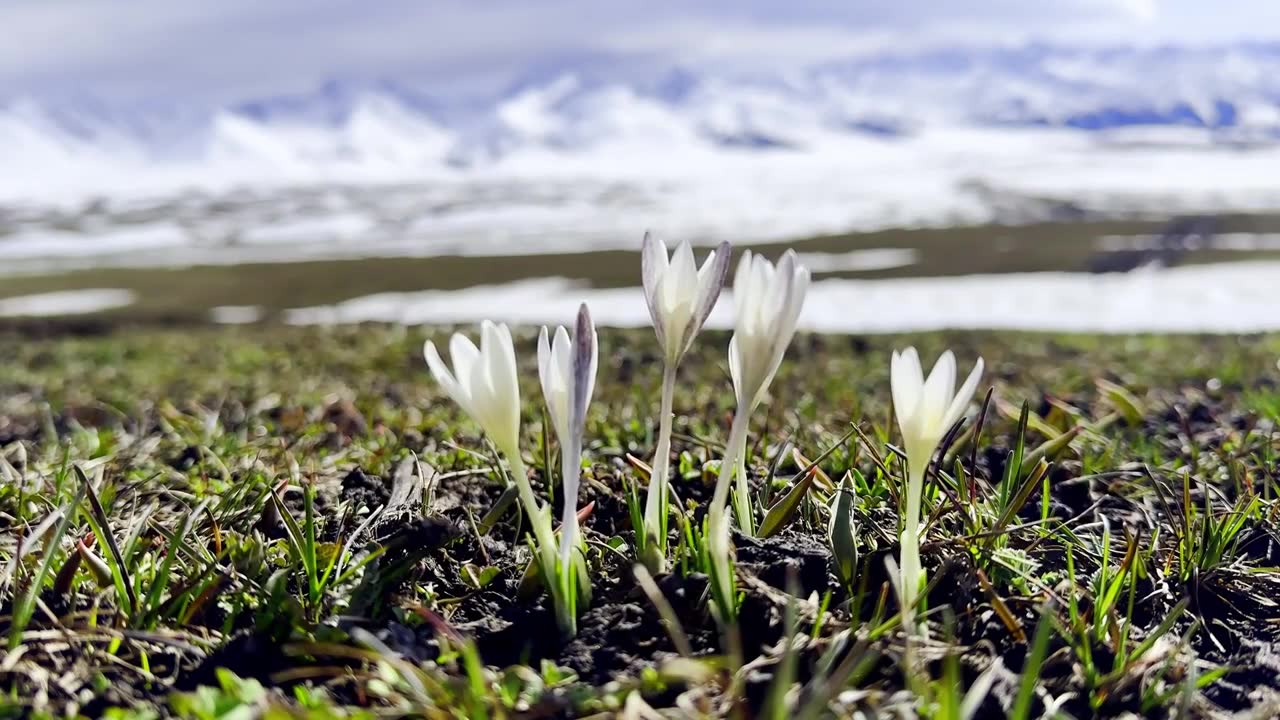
<box><xmin>6</xmin><ymin>43</ymin><xmax>1280</xmax><ymax>202</ymax></box>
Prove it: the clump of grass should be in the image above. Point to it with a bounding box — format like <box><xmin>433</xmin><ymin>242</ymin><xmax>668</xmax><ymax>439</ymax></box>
<box><xmin>1</xmin><ymin>324</ymin><xmax>1279</xmax><ymax>717</ymax></box>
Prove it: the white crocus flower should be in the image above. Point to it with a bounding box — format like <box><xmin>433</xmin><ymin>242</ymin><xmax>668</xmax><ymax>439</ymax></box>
<box><xmin>639</xmin><ymin>233</ymin><xmax>731</xmax><ymax>572</ymax></box>
<box><xmin>892</xmin><ymin>349</ymin><xmax>984</xmax><ymax>473</ymax></box>
<box><xmin>641</xmin><ymin>233</ymin><xmax>731</xmax><ymax>367</ymax></box>
<box><xmin>424</xmin><ymin>320</ymin><xmax>521</xmax><ymax>459</ymax></box>
<box><xmin>425</xmin><ymin>321</ymin><xmax>568</xmax><ymax>632</ymax></box>
<box><xmin>727</xmin><ymin>250</ymin><xmax>810</xmax><ymax>415</ymax></box>
<box><xmin>718</xmin><ymin>250</ymin><xmax>810</xmax><ymax>533</ymax></box>
<box><xmin>890</xmin><ymin>347</ymin><xmax>983</xmax><ymax>631</ymax></box>
<box><xmin>538</xmin><ymin>304</ymin><xmax>598</xmax><ymax>571</ymax></box>
<box><xmin>706</xmin><ymin>250</ymin><xmax>809</xmax><ymax>620</ymax></box>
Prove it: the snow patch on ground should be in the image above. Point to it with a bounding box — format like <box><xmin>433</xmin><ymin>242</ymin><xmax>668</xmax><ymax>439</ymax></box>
<box><xmin>0</xmin><ymin>289</ymin><xmax>136</xmax><ymax>317</ymax></box>
<box><xmin>210</xmin><ymin>305</ymin><xmax>263</xmax><ymax>324</ymax></box>
<box><xmin>283</xmin><ymin>262</ymin><xmax>1280</xmax><ymax>334</ymax></box>
<box><xmin>8</xmin><ymin>127</ymin><xmax>1280</xmax><ymax>275</ymax></box>
<box><xmin>1098</xmin><ymin>232</ymin><xmax>1280</xmax><ymax>252</ymax></box>
<box><xmin>796</xmin><ymin>248</ymin><xmax>918</xmax><ymax>272</ymax></box>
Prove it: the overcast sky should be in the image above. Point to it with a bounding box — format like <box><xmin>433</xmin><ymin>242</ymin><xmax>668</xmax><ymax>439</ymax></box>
<box><xmin>2</xmin><ymin>0</ymin><xmax>1278</xmax><ymax>103</ymax></box>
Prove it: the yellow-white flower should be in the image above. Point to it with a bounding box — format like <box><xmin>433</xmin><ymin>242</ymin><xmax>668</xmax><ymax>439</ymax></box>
<box><xmin>890</xmin><ymin>348</ymin><xmax>984</xmax><ymax>473</ymax></box>
<box><xmin>890</xmin><ymin>346</ymin><xmax>983</xmax><ymax>631</ymax></box>
<box><xmin>424</xmin><ymin>321</ymin><xmax>521</xmax><ymax>457</ymax></box>
<box><xmin>424</xmin><ymin>317</ymin><xmax>594</xmax><ymax>639</ymax></box>
<box><xmin>640</xmin><ymin>233</ymin><xmax>731</xmax><ymax>572</ymax></box>
<box><xmin>538</xmin><ymin>304</ymin><xmax>598</xmax><ymax>569</ymax></box>
<box><xmin>642</xmin><ymin>233</ymin><xmax>731</xmax><ymax>366</ymax></box>
<box><xmin>705</xmin><ymin>249</ymin><xmax>810</xmax><ymax>616</ymax></box>
<box><xmin>728</xmin><ymin>249</ymin><xmax>810</xmax><ymax>413</ymax></box>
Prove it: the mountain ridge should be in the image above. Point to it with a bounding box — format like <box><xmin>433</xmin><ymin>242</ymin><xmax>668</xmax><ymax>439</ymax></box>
<box><xmin>7</xmin><ymin>42</ymin><xmax>1280</xmax><ymax>198</ymax></box>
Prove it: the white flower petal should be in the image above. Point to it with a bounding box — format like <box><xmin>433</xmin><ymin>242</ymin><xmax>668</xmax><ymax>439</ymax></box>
<box><xmin>733</xmin><ymin>251</ymin><xmax>755</xmax><ymax>328</ymax></box>
<box><xmin>788</xmin><ymin>262</ymin><xmax>810</xmax><ymax>330</ymax></box>
<box><xmin>728</xmin><ymin>334</ymin><xmax>745</xmax><ymax>407</ymax></box>
<box><xmin>468</xmin><ymin>348</ymin><xmax>498</xmax><ymax>434</ymax></box>
<box><xmin>537</xmin><ymin>326</ymin><xmax>553</xmax><ymax>401</ymax></box>
<box><xmin>921</xmin><ymin>350</ymin><xmax>956</xmax><ymax>439</ymax></box>
<box><xmin>425</xmin><ymin>340</ymin><xmax>473</xmax><ymax>418</ymax></box>
<box><xmin>943</xmin><ymin>357</ymin><xmax>984</xmax><ymax>431</ymax></box>
<box><xmin>660</xmin><ymin>241</ymin><xmax>690</xmax><ymax>316</ymax></box>
<box><xmin>660</xmin><ymin>309</ymin><xmax>686</xmax><ymax>365</ymax></box>
<box><xmin>550</xmin><ymin>325</ymin><xmax>572</xmax><ymax>437</ymax></box>
<box><xmin>496</xmin><ymin>323</ymin><xmax>519</xmax><ymax>391</ymax></box>
<box><xmin>570</xmin><ymin>303</ymin><xmax>597</xmax><ymax>438</ymax></box>
<box><xmin>558</xmin><ymin>304</ymin><xmax>598</xmax><ymax>575</ymax></box>
<box><xmin>553</xmin><ymin>325</ymin><xmax>572</xmax><ymax>381</ymax></box>
<box><xmin>748</xmin><ymin>254</ymin><xmax>773</xmax><ymax>333</ymax></box>
<box><xmin>752</xmin><ymin>357</ymin><xmax>780</xmax><ymax>410</ymax></box>
<box><xmin>538</xmin><ymin>326</ymin><xmax>565</xmax><ymax>441</ymax></box>
<box><xmin>671</xmin><ymin>240</ymin><xmax>698</xmax><ymax>297</ymax></box>
<box><xmin>481</xmin><ymin>321</ymin><xmax>521</xmax><ymax>453</ymax></box>
<box><xmin>448</xmin><ymin>333</ymin><xmax>481</xmax><ymax>399</ymax></box>
<box><xmin>587</xmin><ymin>329</ymin><xmax>599</xmax><ymax>407</ymax></box>
<box><xmin>929</xmin><ymin>350</ymin><xmax>957</xmax><ymax>409</ymax></box>
<box><xmin>890</xmin><ymin>347</ymin><xmax>922</xmax><ymax>426</ymax></box>
<box><xmin>696</xmin><ymin>241</ymin><xmax>727</xmax><ymax>287</ymax></box>
<box><xmin>764</xmin><ymin>252</ymin><xmax>796</xmax><ymax>341</ymax></box>
<box><xmin>681</xmin><ymin>241</ymin><xmax>731</xmax><ymax>356</ymax></box>
<box><xmin>779</xmin><ymin>253</ymin><xmax>809</xmax><ymax>344</ymax></box>
<box><xmin>641</xmin><ymin>232</ymin><xmax>668</xmax><ymax>342</ymax></box>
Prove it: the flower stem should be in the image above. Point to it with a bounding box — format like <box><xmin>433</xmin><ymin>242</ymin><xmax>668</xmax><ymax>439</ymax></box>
<box><xmin>710</xmin><ymin>409</ymin><xmax>750</xmax><ymax>532</ymax></box>
<box><xmin>732</xmin><ymin>444</ymin><xmax>753</xmax><ymax>535</ymax></box>
<box><xmin>507</xmin><ymin>446</ymin><xmax>576</xmax><ymax>635</ymax></box>
<box><xmin>899</xmin><ymin>462</ymin><xmax>926</xmax><ymax>632</ymax></box>
<box><xmin>707</xmin><ymin>408</ymin><xmax>750</xmax><ymax>621</ymax></box>
<box><xmin>506</xmin><ymin>448</ymin><xmax>556</xmax><ymax>559</ymax></box>
<box><xmin>642</xmin><ymin>363</ymin><xmax>678</xmax><ymax>568</ymax></box>
<box><xmin>559</xmin><ymin>431</ymin><xmax>582</xmax><ymax>570</ymax></box>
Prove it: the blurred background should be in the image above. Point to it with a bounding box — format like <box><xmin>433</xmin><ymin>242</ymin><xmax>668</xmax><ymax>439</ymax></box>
<box><xmin>2</xmin><ymin>0</ymin><xmax>1279</xmax><ymax>333</ymax></box>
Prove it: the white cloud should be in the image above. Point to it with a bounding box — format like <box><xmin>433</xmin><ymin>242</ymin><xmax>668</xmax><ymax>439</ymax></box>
<box><xmin>1119</xmin><ymin>0</ymin><xmax>1160</xmax><ymax>21</ymax></box>
<box><xmin>0</xmin><ymin>0</ymin><xmax>1274</xmax><ymax>102</ymax></box>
